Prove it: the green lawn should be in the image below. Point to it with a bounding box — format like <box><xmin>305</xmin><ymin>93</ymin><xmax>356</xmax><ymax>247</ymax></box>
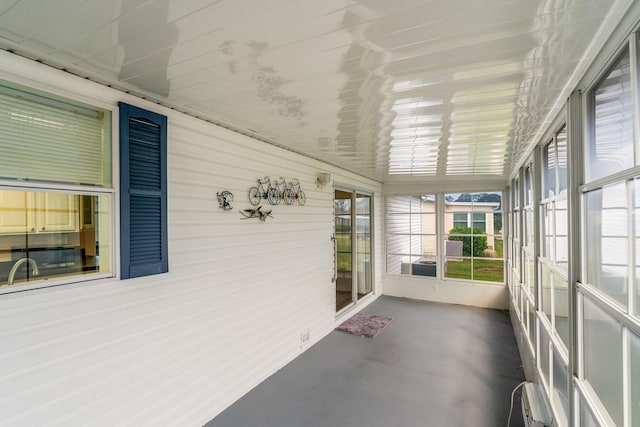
<box><xmin>494</xmin><ymin>239</ymin><xmax>503</xmax><ymax>257</ymax></box>
<box><xmin>446</xmin><ymin>258</ymin><xmax>504</xmax><ymax>282</ymax></box>
<box><xmin>335</xmin><ymin>234</ymin><xmax>370</xmax><ymax>272</ymax></box>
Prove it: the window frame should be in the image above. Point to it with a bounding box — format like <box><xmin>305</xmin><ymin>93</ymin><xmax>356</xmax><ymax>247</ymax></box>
<box><xmin>385</xmin><ymin>192</ymin><xmax>504</xmax><ymax>284</ymax></box>
<box><xmin>0</xmin><ymin>84</ymin><xmax>116</xmax><ymax>294</ymax></box>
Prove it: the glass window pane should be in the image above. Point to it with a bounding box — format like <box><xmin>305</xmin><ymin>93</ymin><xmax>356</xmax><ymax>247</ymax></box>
<box><xmin>553</xmin><ymin>273</ymin><xmax>570</xmax><ymax>350</ymax></box>
<box><xmin>445</xmin><ymin>256</ymin><xmax>471</xmax><ymax>281</ymax></box>
<box><xmin>540</xmin><ymin>264</ymin><xmax>552</xmax><ymax>320</ymax></box>
<box><xmin>420</xmin><ymin>235</ymin><xmax>437</xmax><ymax>259</ymax></box>
<box><xmin>472</xmin><ymin>212</ymin><xmax>486</xmax><ymax>232</ymax></box>
<box><xmin>631</xmin><ymin>331</ymin><xmax>640</xmax><ymax>427</ymax></box>
<box><xmin>524</xmin><ymin>252</ymin><xmax>535</xmax><ymax>296</ymax></box>
<box><xmin>583</xmin><ymin>297</ymin><xmax>623</xmax><ymax>426</ymax></box>
<box><xmin>420</xmin><ymin>196</ymin><xmax>436</xmax><ymax>213</ymax></box>
<box><xmin>0</xmin><ymin>190</ymin><xmax>110</xmax><ymax>288</ymax></box>
<box><xmin>0</xmin><ymin>82</ymin><xmax>112</xmax><ymax>186</ymax></box>
<box><xmin>387</xmin><ymin>254</ymin><xmax>406</xmax><ymax>275</ymax></box>
<box><xmin>524</xmin><ymin>164</ymin><xmax>533</xmax><ymax>206</ymax></box>
<box><xmin>386</xmin><ymin>195</ymin><xmax>422</xmax><ymax>213</ymax></box>
<box><xmin>543</xmin><ymin>139</ymin><xmax>557</xmax><ymax>198</ymax></box>
<box><xmin>355</xmin><ymin>193</ymin><xmax>370</xmax><ymax>216</ymax></box>
<box><xmin>525</xmin><ymin>208</ymin><xmax>534</xmax><ymax>249</ymax></box>
<box><xmin>472</xmin><ymin>259</ymin><xmax>503</xmax><ymax>282</ymax></box>
<box><xmin>589</xmin><ymin>48</ymin><xmax>633</xmax><ymax>181</ymax></box>
<box><xmin>386</xmin><ymin>195</ymin><xmax>437</xmax><ymax>276</ymax></box>
<box><xmin>580</xmin><ymin>395</ymin><xmax>599</xmax><ymax>427</ymax></box>
<box><xmin>556</xmin><ymin>126</ymin><xmax>567</xmax><ymax>195</ymax></box>
<box><xmin>541</xmin><ymin>204</ymin><xmax>552</xmax><ymax>259</ymax></box>
<box><xmin>587</xmin><ymin>49</ymin><xmax>634</xmax><ymax>180</ymax></box>
<box><xmin>539</xmin><ymin>326</ymin><xmax>551</xmax><ymax>390</ymax></box>
<box><xmin>585</xmin><ymin>184</ymin><xmax>629</xmax><ymax>307</ymax></box>
<box><xmin>527</xmin><ymin>298</ymin><xmax>536</xmax><ymax>350</ymax></box>
<box><xmin>552</xmin><ymin>350</ymin><xmax>569</xmax><ymax>427</ymax></box>
<box><xmin>555</xmin><ymin>198</ymin><xmax>568</xmax><ymax>268</ymax></box>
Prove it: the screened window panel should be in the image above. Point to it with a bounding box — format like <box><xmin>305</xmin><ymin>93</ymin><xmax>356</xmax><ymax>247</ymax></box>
<box><xmin>524</xmin><ymin>164</ymin><xmax>533</xmax><ymax>206</ymax></box>
<box><xmin>472</xmin><ymin>212</ymin><xmax>486</xmax><ymax>232</ymax></box>
<box><xmin>555</xmin><ymin>199</ymin><xmax>568</xmax><ymax>267</ymax></box>
<box><xmin>540</xmin><ymin>264</ymin><xmax>552</xmax><ymax>320</ymax></box>
<box><xmin>585</xmin><ymin>185</ymin><xmax>629</xmax><ymax>308</ymax></box>
<box><xmin>583</xmin><ymin>298</ymin><xmax>623</xmax><ymax>426</ymax></box>
<box><xmin>0</xmin><ymin>83</ymin><xmax>111</xmax><ymax>186</ymax></box>
<box><xmin>543</xmin><ymin>140</ymin><xmax>557</xmax><ymax>198</ymax></box>
<box><xmin>386</xmin><ymin>195</ymin><xmax>429</xmax><ymax>213</ymax></box>
<box><xmin>580</xmin><ymin>396</ymin><xmax>599</xmax><ymax>427</ymax></box>
<box><xmin>471</xmin><ymin>259</ymin><xmax>503</xmax><ymax>282</ymax></box>
<box><xmin>552</xmin><ymin>350</ymin><xmax>569</xmax><ymax>427</ymax></box>
<box><xmin>539</xmin><ymin>326</ymin><xmax>551</xmax><ymax>390</ymax></box>
<box><xmin>527</xmin><ymin>298</ymin><xmax>536</xmax><ymax>349</ymax></box>
<box><xmin>556</xmin><ymin>126</ymin><xmax>567</xmax><ymax>195</ymax></box>
<box><xmin>542</xmin><ymin>204</ymin><xmax>552</xmax><ymax>258</ymax></box>
<box><xmin>589</xmin><ymin>48</ymin><xmax>633</xmax><ymax>181</ymax></box>
<box><xmin>553</xmin><ymin>273</ymin><xmax>569</xmax><ymax>349</ymax></box>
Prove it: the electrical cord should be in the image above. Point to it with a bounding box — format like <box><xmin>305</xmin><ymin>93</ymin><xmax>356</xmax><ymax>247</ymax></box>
<box><xmin>507</xmin><ymin>381</ymin><xmax>528</xmax><ymax>427</ymax></box>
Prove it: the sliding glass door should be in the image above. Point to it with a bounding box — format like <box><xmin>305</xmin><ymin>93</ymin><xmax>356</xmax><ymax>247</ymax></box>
<box><xmin>334</xmin><ymin>189</ymin><xmax>373</xmax><ymax>312</ymax></box>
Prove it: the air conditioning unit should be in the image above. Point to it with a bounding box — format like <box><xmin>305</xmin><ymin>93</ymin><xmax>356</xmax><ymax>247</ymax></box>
<box><xmin>521</xmin><ymin>382</ymin><xmax>553</xmax><ymax>427</ymax></box>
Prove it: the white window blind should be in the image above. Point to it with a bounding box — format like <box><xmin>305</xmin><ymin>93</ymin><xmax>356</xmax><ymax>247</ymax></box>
<box><xmin>0</xmin><ymin>83</ymin><xmax>111</xmax><ymax>186</ymax></box>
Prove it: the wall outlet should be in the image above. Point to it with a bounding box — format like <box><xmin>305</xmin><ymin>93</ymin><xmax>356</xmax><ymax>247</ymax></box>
<box><xmin>300</xmin><ymin>328</ymin><xmax>310</xmax><ymax>345</ymax></box>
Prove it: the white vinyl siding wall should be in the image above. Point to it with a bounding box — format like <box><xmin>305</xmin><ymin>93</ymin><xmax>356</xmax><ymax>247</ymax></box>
<box><xmin>0</xmin><ymin>52</ymin><xmax>382</xmax><ymax>426</ymax></box>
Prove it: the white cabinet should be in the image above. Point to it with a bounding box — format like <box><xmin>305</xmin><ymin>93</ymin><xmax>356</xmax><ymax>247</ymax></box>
<box><xmin>0</xmin><ymin>190</ymin><xmax>78</xmax><ymax>234</ymax></box>
<box><xmin>0</xmin><ymin>191</ymin><xmax>34</xmax><ymax>233</ymax></box>
<box><xmin>39</xmin><ymin>193</ymin><xmax>78</xmax><ymax>232</ymax></box>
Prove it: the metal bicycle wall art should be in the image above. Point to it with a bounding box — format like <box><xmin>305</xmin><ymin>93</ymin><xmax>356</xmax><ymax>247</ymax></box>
<box><xmin>248</xmin><ymin>176</ymin><xmax>306</xmax><ymax>206</ymax></box>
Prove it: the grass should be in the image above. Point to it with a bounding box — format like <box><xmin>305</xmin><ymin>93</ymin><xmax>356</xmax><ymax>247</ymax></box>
<box><xmin>446</xmin><ymin>258</ymin><xmax>504</xmax><ymax>282</ymax></box>
<box><xmin>336</xmin><ymin>234</ymin><xmax>370</xmax><ymax>272</ymax></box>
<box><xmin>494</xmin><ymin>239</ymin><xmax>503</xmax><ymax>257</ymax></box>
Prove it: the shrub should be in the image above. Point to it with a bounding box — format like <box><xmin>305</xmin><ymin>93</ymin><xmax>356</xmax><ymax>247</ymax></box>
<box><xmin>448</xmin><ymin>227</ymin><xmax>487</xmax><ymax>257</ymax></box>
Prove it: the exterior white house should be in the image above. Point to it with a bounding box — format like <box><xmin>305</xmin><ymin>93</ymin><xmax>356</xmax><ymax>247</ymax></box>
<box><xmin>0</xmin><ymin>1</ymin><xmax>639</xmax><ymax>426</ymax></box>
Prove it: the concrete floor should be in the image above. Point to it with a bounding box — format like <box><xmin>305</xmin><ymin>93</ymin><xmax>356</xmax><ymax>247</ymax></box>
<box><xmin>206</xmin><ymin>296</ymin><xmax>526</xmax><ymax>427</ymax></box>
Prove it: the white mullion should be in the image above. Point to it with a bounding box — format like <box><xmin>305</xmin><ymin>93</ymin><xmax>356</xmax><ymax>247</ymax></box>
<box><xmin>576</xmin><ymin>291</ymin><xmax>584</xmax><ymax>380</ymax></box>
<box><xmin>551</xmin><ymin>261</ymin><xmax>557</xmax><ymax>336</ymax></box>
<box><xmin>436</xmin><ymin>193</ymin><xmax>445</xmax><ymax>280</ymax></box>
<box><xmin>628</xmin><ymin>179</ymin><xmax>636</xmax><ymax>316</ymax></box>
<box><xmin>630</xmin><ymin>33</ymin><xmax>640</xmax><ymax>168</ymax></box>
<box><xmin>622</xmin><ymin>327</ymin><xmax>630</xmax><ymax>427</ymax></box>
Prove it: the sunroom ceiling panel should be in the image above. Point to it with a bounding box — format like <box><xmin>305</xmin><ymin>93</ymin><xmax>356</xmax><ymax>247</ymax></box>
<box><xmin>0</xmin><ymin>0</ymin><xmax>629</xmax><ymax>183</ymax></box>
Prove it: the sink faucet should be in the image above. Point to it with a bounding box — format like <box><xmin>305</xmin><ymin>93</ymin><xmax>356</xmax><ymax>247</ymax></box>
<box><xmin>8</xmin><ymin>257</ymin><xmax>39</xmax><ymax>286</ymax></box>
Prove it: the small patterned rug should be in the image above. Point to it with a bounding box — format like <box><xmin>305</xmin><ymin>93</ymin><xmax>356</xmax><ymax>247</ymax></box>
<box><xmin>336</xmin><ymin>313</ymin><xmax>392</xmax><ymax>338</ymax></box>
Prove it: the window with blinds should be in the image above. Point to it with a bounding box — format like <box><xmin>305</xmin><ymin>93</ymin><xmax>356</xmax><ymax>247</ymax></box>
<box><xmin>0</xmin><ymin>82</ymin><xmax>111</xmax><ymax>186</ymax></box>
<box><xmin>0</xmin><ymin>82</ymin><xmax>114</xmax><ymax>292</ymax></box>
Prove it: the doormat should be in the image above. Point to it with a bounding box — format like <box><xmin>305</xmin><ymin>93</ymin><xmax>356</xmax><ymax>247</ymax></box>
<box><xmin>336</xmin><ymin>313</ymin><xmax>392</xmax><ymax>338</ymax></box>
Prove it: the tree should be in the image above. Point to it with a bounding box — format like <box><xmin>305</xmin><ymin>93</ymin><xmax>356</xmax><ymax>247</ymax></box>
<box><xmin>448</xmin><ymin>227</ymin><xmax>487</xmax><ymax>257</ymax></box>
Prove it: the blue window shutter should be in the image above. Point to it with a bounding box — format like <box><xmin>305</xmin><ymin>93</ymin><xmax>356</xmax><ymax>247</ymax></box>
<box><xmin>119</xmin><ymin>102</ymin><xmax>168</xmax><ymax>279</ymax></box>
